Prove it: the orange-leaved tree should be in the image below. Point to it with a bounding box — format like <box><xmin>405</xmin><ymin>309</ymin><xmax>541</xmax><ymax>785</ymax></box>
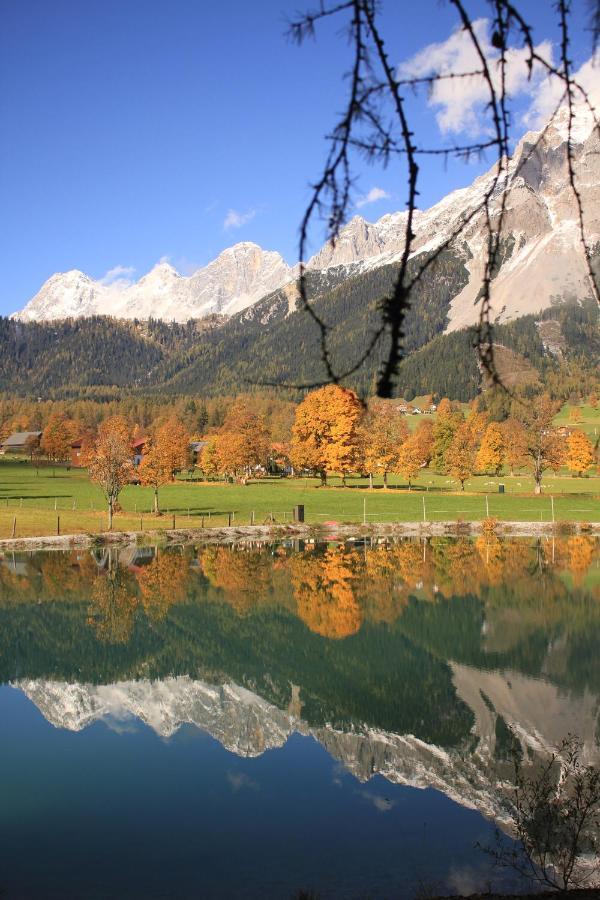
<box><xmin>41</xmin><ymin>413</ymin><xmax>73</xmax><ymax>465</ymax></box>
<box><xmin>394</xmin><ymin>430</ymin><xmax>429</xmax><ymax>489</ymax></box>
<box><xmin>500</xmin><ymin>417</ymin><xmax>527</xmax><ymax>475</ymax></box>
<box><xmin>358</xmin><ymin>401</ymin><xmax>409</xmax><ymax>487</ymax></box>
<box><xmin>138</xmin><ymin>438</ymin><xmax>171</xmax><ymax>514</ymax></box>
<box><xmin>521</xmin><ymin>395</ymin><xmax>564</xmax><ymax>494</ymax></box>
<box><xmin>87</xmin><ymin>416</ymin><xmax>134</xmax><ymax>529</ymax></box>
<box><xmin>565</xmin><ymin>429</ymin><xmax>595</xmax><ymax>477</ymax></box>
<box><xmin>476</xmin><ymin>422</ymin><xmax>506</xmax><ymax>476</ymax></box>
<box><xmin>199</xmin><ymin>439</ymin><xmax>219</xmax><ymax>478</ymax></box>
<box><xmin>154</xmin><ymin>417</ymin><xmax>190</xmax><ymax>481</ymax></box>
<box><xmin>290</xmin><ymin>385</ymin><xmax>362</xmax><ymax>485</ymax></box>
<box><xmin>215</xmin><ymin>402</ymin><xmax>271</xmax><ymax>483</ymax></box>
<box><xmin>445</xmin><ymin>421</ymin><xmax>477</xmax><ymax>490</ymax></box>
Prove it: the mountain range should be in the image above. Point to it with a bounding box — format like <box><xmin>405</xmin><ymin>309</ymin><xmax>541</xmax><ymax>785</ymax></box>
<box><xmin>14</xmin><ymin>659</ymin><xmax>600</xmax><ymax>831</ymax></box>
<box><xmin>2</xmin><ymin>106</ymin><xmax>598</xmax><ymax>400</ymax></box>
<box><xmin>14</xmin><ymin>105</ymin><xmax>600</xmax><ymax>332</ymax></box>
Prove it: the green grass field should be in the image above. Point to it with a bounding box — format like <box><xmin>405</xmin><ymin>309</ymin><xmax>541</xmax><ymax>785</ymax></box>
<box><xmin>394</xmin><ymin>402</ymin><xmax>600</xmax><ymax>438</ymax></box>
<box><xmin>0</xmin><ymin>458</ymin><xmax>597</xmax><ymax>538</ymax></box>
<box><xmin>554</xmin><ymin>403</ymin><xmax>600</xmax><ymax>440</ymax></box>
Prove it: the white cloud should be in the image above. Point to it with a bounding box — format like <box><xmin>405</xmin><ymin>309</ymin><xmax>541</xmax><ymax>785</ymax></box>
<box><xmin>223</xmin><ymin>208</ymin><xmax>257</xmax><ymax>230</ymax></box>
<box><xmin>524</xmin><ymin>54</ymin><xmax>600</xmax><ymax>128</ymax></box>
<box><xmin>356</xmin><ymin>186</ymin><xmax>390</xmax><ymax>208</ymax></box>
<box><xmin>399</xmin><ymin>18</ymin><xmax>554</xmax><ymax>136</ymax></box>
<box><xmin>227</xmin><ymin>771</ymin><xmax>259</xmax><ymax>792</ymax></box>
<box><xmin>100</xmin><ymin>264</ymin><xmax>136</xmax><ymax>289</ymax></box>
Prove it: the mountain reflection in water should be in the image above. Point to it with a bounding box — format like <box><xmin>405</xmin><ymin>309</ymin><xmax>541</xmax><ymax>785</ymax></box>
<box><xmin>1</xmin><ymin>536</ymin><xmax>599</xmax><ymax>898</ymax></box>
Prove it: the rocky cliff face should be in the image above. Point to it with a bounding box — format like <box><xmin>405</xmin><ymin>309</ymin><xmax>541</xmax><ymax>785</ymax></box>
<box><xmin>15</xmin><ymin>658</ymin><xmax>600</xmax><ymax>829</ymax></box>
<box><xmin>14</xmin><ymin>108</ymin><xmax>599</xmax><ymax>328</ymax></box>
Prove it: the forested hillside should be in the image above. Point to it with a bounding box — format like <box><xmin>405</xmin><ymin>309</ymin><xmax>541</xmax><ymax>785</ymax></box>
<box><xmin>0</xmin><ymin>261</ymin><xmax>597</xmax><ymax>402</ymax></box>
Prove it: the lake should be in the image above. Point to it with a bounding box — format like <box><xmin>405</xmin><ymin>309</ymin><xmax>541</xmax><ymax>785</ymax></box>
<box><xmin>0</xmin><ymin>535</ymin><xmax>598</xmax><ymax>898</ymax></box>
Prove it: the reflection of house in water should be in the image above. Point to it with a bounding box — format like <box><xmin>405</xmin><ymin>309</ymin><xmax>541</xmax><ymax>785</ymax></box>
<box><xmin>117</xmin><ymin>545</ymin><xmax>156</xmax><ymax>570</ymax></box>
<box><xmin>0</xmin><ymin>557</ymin><xmax>30</xmax><ymax>577</ymax></box>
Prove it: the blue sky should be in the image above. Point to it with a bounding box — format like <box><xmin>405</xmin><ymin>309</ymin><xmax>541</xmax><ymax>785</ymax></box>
<box><xmin>0</xmin><ymin>0</ymin><xmax>597</xmax><ymax>314</ymax></box>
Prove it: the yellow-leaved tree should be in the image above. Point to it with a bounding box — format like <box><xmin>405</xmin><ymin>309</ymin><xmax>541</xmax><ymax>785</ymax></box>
<box><xmin>521</xmin><ymin>395</ymin><xmax>564</xmax><ymax>494</ymax></box>
<box><xmin>154</xmin><ymin>417</ymin><xmax>190</xmax><ymax>481</ymax></box>
<box><xmin>87</xmin><ymin>416</ymin><xmax>134</xmax><ymax>529</ymax></box>
<box><xmin>445</xmin><ymin>421</ymin><xmax>477</xmax><ymax>490</ymax></box>
<box><xmin>500</xmin><ymin>417</ymin><xmax>527</xmax><ymax>475</ymax></box>
<box><xmin>358</xmin><ymin>401</ymin><xmax>408</xmax><ymax>487</ymax></box>
<box><xmin>290</xmin><ymin>385</ymin><xmax>362</xmax><ymax>485</ymax></box>
<box><xmin>394</xmin><ymin>430</ymin><xmax>429</xmax><ymax>489</ymax></box>
<box><xmin>564</xmin><ymin>429</ymin><xmax>595</xmax><ymax>477</ymax></box>
<box><xmin>138</xmin><ymin>438</ymin><xmax>171</xmax><ymax>514</ymax></box>
<box><xmin>41</xmin><ymin>412</ymin><xmax>73</xmax><ymax>466</ymax></box>
<box><xmin>214</xmin><ymin>401</ymin><xmax>271</xmax><ymax>483</ymax></box>
<box><xmin>476</xmin><ymin>422</ymin><xmax>506</xmax><ymax>475</ymax></box>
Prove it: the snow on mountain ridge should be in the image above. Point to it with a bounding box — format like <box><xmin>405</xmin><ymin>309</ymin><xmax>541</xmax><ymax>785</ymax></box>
<box><xmin>14</xmin><ymin>666</ymin><xmax>600</xmax><ymax>828</ymax></box>
<box><xmin>13</xmin><ymin>107</ymin><xmax>599</xmax><ymax>327</ymax></box>
<box><xmin>15</xmin><ymin>243</ymin><xmax>293</xmax><ymax>324</ymax></box>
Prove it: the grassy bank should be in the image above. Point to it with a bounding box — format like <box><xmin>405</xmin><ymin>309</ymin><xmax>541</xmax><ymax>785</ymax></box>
<box><xmin>0</xmin><ymin>459</ymin><xmax>597</xmax><ymax>538</ymax></box>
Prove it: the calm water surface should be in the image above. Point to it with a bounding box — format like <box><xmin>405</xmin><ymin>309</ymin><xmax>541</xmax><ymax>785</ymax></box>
<box><xmin>0</xmin><ymin>536</ymin><xmax>599</xmax><ymax>899</ymax></box>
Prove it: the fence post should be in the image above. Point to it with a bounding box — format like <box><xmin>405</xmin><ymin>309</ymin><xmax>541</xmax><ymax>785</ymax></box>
<box><xmin>363</xmin><ymin>496</ymin><xmax>366</xmax><ymax>526</ymax></box>
<box><xmin>485</xmin><ymin>495</ymin><xmax>489</xmax><ymax>517</ymax></box>
<box><xmin>57</xmin><ymin>516</ymin><xmax>60</xmax><ymax>536</ymax></box>
<box><xmin>551</xmin><ymin>495</ymin><xmax>555</xmax><ymax>523</ymax></box>
<box><xmin>172</xmin><ymin>513</ymin><xmax>175</xmax><ymax>530</ymax></box>
<box><xmin>422</xmin><ymin>496</ymin><xmax>427</xmax><ymax>523</ymax></box>
<box><xmin>228</xmin><ymin>512</ymin><xmax>232</xmax><ymax>527</ymax></box>
<box><xmin>12</xmin><ymin>516</ymin><xmax>16</xmax><ymax>538</ymax></box>
<box><xmin>201</xmin><ymin>515</ymin><xmax>205</xmax><ymax>529</ymax></box>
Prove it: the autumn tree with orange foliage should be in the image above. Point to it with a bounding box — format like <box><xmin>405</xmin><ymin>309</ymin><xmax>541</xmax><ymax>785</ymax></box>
<box><xmin>431</xmin><ymin>403</ymin><xmax>464</xmax><ymax>473</ymax></box>
<box><xmin>153</xmin><ymin>417</ymin><xmax>190</xmax><ymax>481</ymax></box>
<box><xmin>199</xmin><ymin>439</ymin><xmax>219</xmax><ymax>478</ymax></box>
<box><xmin>87</xmin><ymin>566</ymin><xmax>138</xmax><ymax>644</ymax></box>
<box><xmin>521</xmin><ymin>395</ymin><xmax>564</xmax><ymax>494</ymax></box>
<box><xmin>395</xmin><ymin>432</ymin><xmax>426</xmax><ymax>488</ymax></box>
<box><xmin>214</xmin><ymin>402</ymin><xmax>271</xmax><ymax>483</ymax></box>
<box><xmin>87</xmin><ymin>416</ymin><xmax>134</xmax><ymax>529</ymax></box>
<box><xmin>41</xmin><ymin>413</ymin><xmax>73</xmax><ymax>465</ymax></box>
<box><xmin>445</xmin><ymin>422</ymin><xmax>477</xmax><ymax>490</ymax></box>
<box><xmin>136</xmin><ymin>551</ymin><xmax>189</xmax><ymax>621</ymax></box>
<box><xmin>200</xmin><ymin>546</ymin><xmax>272</xmax><ymax>614</ymax></box>
<box><xmin>291</xmin><ymin>546</ymin><xmax>363</xmax><ymax>639</ymax></box>
<box><xmin>290</xmin><ymin>385</ymin><xmax>362</xmax><ymax>485</ymax></box>
<box><xmin>500</xmin><ymin>418</ymin><xmax>528</xmax><ymax>475</ymax></box>
<box><xmin>565</xmin><ymin>430</ymin><xmax>595</xmax><ymax>477</ymax></box>
<box><xmin>358</xmin><ymin>401</ymin><xmax>408</xmax><ymax>487</ymax></box>
<box><xmin>476</xmin><ymin>422</ymin><xmax>506</xmax><ymax>476</ymax></box>
<box><xmin>138</xmin><ymin>438</ymin><xmax>171</xmax><ymax>514</ymax></box>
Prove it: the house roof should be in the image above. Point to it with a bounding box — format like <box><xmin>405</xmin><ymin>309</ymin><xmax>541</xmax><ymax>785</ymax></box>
<box><xmin>132</xmin><ymin>437</ymin><xmax>147</xmax><ymax>449</ymax></box>
<box><xmin>3</xmin><ymin>431</ymin><xmax>42</xmax><ymax>446</ymax></box>
<box><xmin>189</xmin><ymin>440</ymin><xmax>207</xmax><ymax>451</ymax></box>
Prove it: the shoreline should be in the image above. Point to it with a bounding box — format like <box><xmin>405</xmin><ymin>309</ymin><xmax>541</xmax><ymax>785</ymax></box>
<box><xmin>0</xmin><ymin>519</ymin><xmax>598</xmax><ymax>551</ymax></box>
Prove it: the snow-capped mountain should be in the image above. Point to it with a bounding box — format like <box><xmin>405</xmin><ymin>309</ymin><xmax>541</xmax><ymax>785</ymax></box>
<box><xmin>14</xmin><ymin>660</ymin><xmax>600</xmax><ymax>828</ymax></box>
<box><xmin>15</xmin><ymin>243</ymin><xmax>292</xmax><ymax>323</ymax></box>
<box><xmin>304</xmin><ymin>104</ymin><xmax>600</xmax><ymax>330</ymax></box>
<box><xmin>14</xmin><ymin>106</ymin><xmax>599</xmax><ymax>328</ymax></box>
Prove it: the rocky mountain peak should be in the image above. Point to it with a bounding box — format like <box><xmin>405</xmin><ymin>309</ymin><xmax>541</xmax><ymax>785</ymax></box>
<box><xmin>12</xmin><ymin>106</ymin><xmax>599</xmax><ymax>328</ymax></box>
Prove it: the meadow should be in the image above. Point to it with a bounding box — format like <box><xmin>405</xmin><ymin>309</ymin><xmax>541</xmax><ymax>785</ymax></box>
<box><xmin>0</xmin><ymin>458</ymin><xmax>597</xmax><ymax>538</ymax></box>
